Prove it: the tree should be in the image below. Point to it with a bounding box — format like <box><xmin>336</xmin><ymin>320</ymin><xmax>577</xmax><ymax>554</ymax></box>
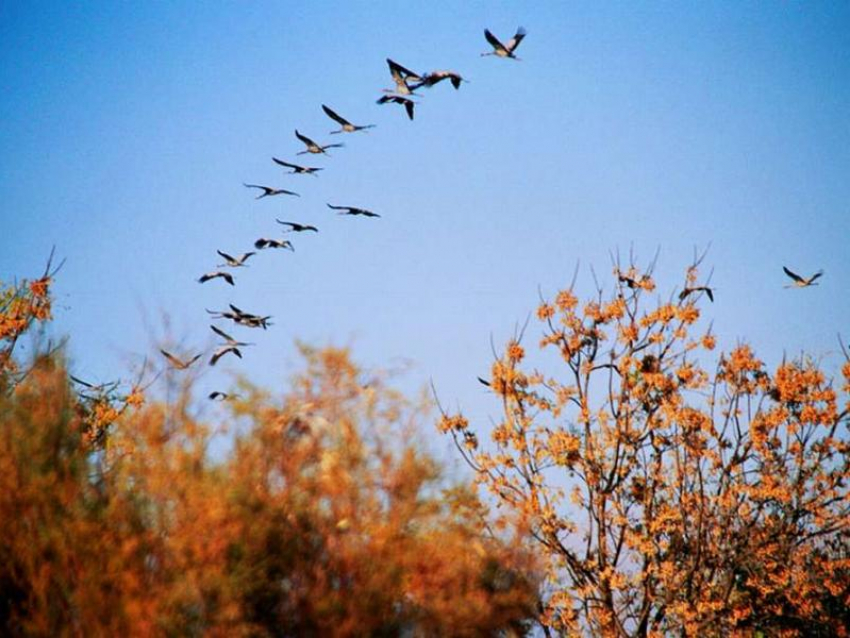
<box><xmin>440</xmin><ymin>259</ymin><xmax>850</xmax><ymax>636</ymax></box>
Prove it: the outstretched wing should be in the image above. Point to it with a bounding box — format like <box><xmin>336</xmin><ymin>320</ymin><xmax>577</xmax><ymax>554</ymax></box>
<box><xmin>322</xmin><ymin>104</ymin><xmax>350</xmax><ymax>126</ymax></box>
<box><xmin>294</xmin><ymin>129</ymin><xmax>315</xmax><ymax>146</ymax></box>
<box><xmin>327</xmin><ymin>203</ymin><xmax>347</xmax><ymax>211</ymax></box>
<box><xmin>210</xmin><ymin>324</ymin><xmax>235</xmax><ymax>343</ymax></box>
<box><xmin>809</xmin><ymin>270</ymin><xmax>824</xmax><ymax>283</ymax></box>
<box><xmin>783</xmin><ymin>266</ymin><xmax>804</xmax><ymax>283</ymax></box>
<box><xmin>387</xmin><ymin>58</ymin><xmax>422</xmax><ymax>81</ymax></box>
<box><xmin>272</xmin><ymin>157</ymin><xmax>297</xmax><ymax>169</ymax></box>
<box><xmin>506</xmin><ymin>26</ymin><xmax>527</xmax><ymax>53</ymax></box>
<box><xmin>484</xmin><ymin>28</ymin><xmax>506</xmax><ymax>53</ymax></box>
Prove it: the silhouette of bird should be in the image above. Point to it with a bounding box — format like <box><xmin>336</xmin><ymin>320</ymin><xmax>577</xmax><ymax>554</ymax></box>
<box><xmin>679</xmin><ymin>286</ymin><xmax>715</xmax><ymax>302</ymax></box>
<box><xmin>420</xmin><ymin>70</ymin><xmax>468</xmax><ymax>90</ymax></box>
<box><xmin>210</xmin><ymin>344</ymin><xmax>242</xmax><ymax>367</ymax></box>
<box><xmin>482</xmin><ymin>27</ymin><xmax>527</xmax><ymax>59</ymax></box>
<box><xmin>217</xmin><ymin>250</ymin><xmax>255</xmax><ymax>268</ymax></box>
<box><xmin>208</xmin><ymin>391</ymin><xmax>230</xmax><ymax>401</ymax></box>
<box><xmin>210</xmin><ymin>324</ymin><xmax>253</xmax><ymax>347</ymax></box>
<box><xmin>327</xmin><ymin>203</ymin><xmax>380</xmax><ymax>218</ymax></box>
<box><xmin>160</xmin><ymin>349</ymin><xmax>202</xmax><ymax>370</ymax></box>
<box><xmin>277</xmin><ymin>220</ymin><xmax>318</xmax><ymax>233</ymax></box>
<box><xmin>243</xmin><ymin>183</ymin><xmax>300</xmax><ymax>199</ymax></box>
<box><xmin>254</xmin><ymin>237</ymin><xmax>295</xmax><ymax>250</ymax></box>
<box><xmin>198</xmin><ymin>271</ymin><xmax>235</xmax><ymax>286</ymax></box>
<box><xmin>376</xmin><ymin>95</ymin><xmax>416</xmax><ymax>120</ymax></box>
<box><xmin>385</xmin><ymin>58</ymin><xmax>424</xmax><ymax>95</ymax></box>
<box><xmin>295</xmin><ymin>130</ymin><xmax>344</xmax><ymax>155</ymax></box>
<box><xmin>783</xmin><ymin>266</ymin><xmax>823</xmax><ymax>288</ymax></box>
<box><xmin>321</xmin><ymin>105</ymin><xmax>375</xmax><ymax>134</ymax></box>
<box><xmin>207</xmin><ymin>305</ymin><xmax>272</xmax><ymax>329</ymax></box>
<box><xmin>272</xmin><ymin>157</ymin><xmax>323</xmax><ymax>176</ymax></box>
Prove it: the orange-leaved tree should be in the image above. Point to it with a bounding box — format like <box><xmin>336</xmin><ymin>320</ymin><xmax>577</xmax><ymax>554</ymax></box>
<box><xmin>440</xmin><ymin>260</ymin><xmax>850</xmax><ymax>636</ymax></box>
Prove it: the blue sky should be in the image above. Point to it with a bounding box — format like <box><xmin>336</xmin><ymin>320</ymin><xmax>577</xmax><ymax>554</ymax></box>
<box><xmin>2</xmin><ymin>2</ymin><xmax>849</xmax><ymax>440</ymax></box>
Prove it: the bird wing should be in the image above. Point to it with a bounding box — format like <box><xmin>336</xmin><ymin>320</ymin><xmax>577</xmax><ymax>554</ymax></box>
<box><xmin>222</xmin><ymin>273</ymin><xmax>235</xmax><ymax>286</ymax></box>
<box><xmin>403</xmin><ymin>99</ymin><xmax>415</xmax><ymax>120</ymax></box>
<box><xmin>160</xmin><ymin>349</ymin><xmax>185</xmax><ymax>368</ymax></box>
<box><xmin>809</xmin><ymin>270</ymin><xmax>824</xmax><ymax>283</ymax></box>
<box><xmin>210</xmin><ymin>324</ymin><xmax>235</xmax><ymax>343</ymax></box>
<box><xmin>705</xmin><ymin>288</ymin><xmax>715</xmax><ymax>303</ymax></box>
<box><xmin>327</xmin><ymin>203</ymin><xmax>347</xmax><ymax>211</ymax></box>
<box><xmin>322</xmin><ymin>104</ymin><xmax>350</xmax><ymax>126</ymax></box>
<box><xmin>280</xmin><ymin>188</ymin><xmax>301</xmax><ymax>196</ymax></box>
<box><xmin>276</xmin><ymin>220</ymin><xmax>296</xmax><ymax>229</ymax></box>
<box><xmin>272</xmin><ymin>157</ymin><xmax>297</xmax><ymax>169</ymax></box>
<box><xmin>217</xmin><ymin>250</ymin><xmax>234</xmax><ymax>262</ymax></box>
<box><xmin>188</xmin><ymin>354</ymin><xmax>203</xmax><ymax>366</ymax></box>
<box><xmin>783</xmin><ymin>266</ymin><xmax>804</xmax><ymax>283</ymax></box>
<box><xmin>295</xmin><ymin>130</ymin><xmax>316</xmax><ymax>147</ymax></box>
<box><xmin>506</xmin><ymin>27</ymin><xmax>527</xmax><ymax>52</ymax></box>
<box><xmin>322</xmin><ymin>143</ymin><xmax>344</xmax><ymax>150</ymax></box>
<box><xmin>387</xmin><ymin>58</ymin><xmax>421</xmax><ymax>81</ymax></box>
<box><xmin>484</xmin><ymin>28</ymin><xmax>506</xmax><ymax>52</ymax></box>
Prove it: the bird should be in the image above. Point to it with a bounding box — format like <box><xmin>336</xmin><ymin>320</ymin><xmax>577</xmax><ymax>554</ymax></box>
<box><xmin>679</xmin><ymin>286</ymin><xmax>715</xmax><ymax>302</ymax></box>
<box><xmin>254</xmin><ymin>237</ymin><xmax>295</xmax><ymax>250</ymax></box>
<box><xmin>376</xmin><ymin>95</ymin><xmax>416</xmax><ymax>120</ymax></box>
<box><xmin>210</xmin><ymin>344</ymin><xmax>242</xmax><ymax>366</ymax></box>
<box><xmin>207</xmin><ymin>305</ymin><xmax>273</xmax><ymax>329</ymax></box>
<box><xmin>276</xmin><ymin>220</ymin><xmax>318</xmax><ymax>233</ymax></box>
<box><xmin>208</xmin><ymin>391</ymin><xmax>230</xmax><ymax>401</ymax></box>
<box><xmin>482</xmin><ymin>27</ymin><xmax>527</xmax><ymax>59</ymax></box>
<box><xmin>210</xmin><ymin>324</ymin><xmax>253</xmax><ymax>347</ymax></box>
<box><xmin>419</xmin><ymin>70</ymin><xmax>468</xmax><ymax>90</ymax></box>
<box><xmin>321</xmin><ymin>105</ymin><xmax>375</xmax><ymax>134</ymax></box>
<box><xmin>198</xmin><ymin>271</ymin><xmax>235</xmax><ymax>286</ymax></box>
<box><xmin>272</xmin><ymin>157</ymin><xmax>323</xmax><ymax>176</ymax></box>
<box><xmin>217</xmin><ymin>250</ymin><xmax>255</xmax><ymax>268</ymax></box>
<box><xmin>783</xmin><ymin>266</ymin><xmax>824</xmax><ymax>288</ymax></box>
<box><xmin>160</xmin><ymin>349</ymin><xmax>202</xmax><ymax>370</ymax></box>
<box><xmin>385</xmin><ymin>58</ymin><xmax>424</xmax><ymax>95</ymax></box>
<box><xmin>295</xmin><ymin>130</ymin><xmax>344</xmax><ymax>155</ymax></box>
<box><xmin>327</xmin><ymin>203</ymin><xmax>380</xmax><ymax>218</ymax></box>
<box><xmin>243</xmin><ymin>183</ymin><xmax>300</xmax><ymax>199</ymax></box>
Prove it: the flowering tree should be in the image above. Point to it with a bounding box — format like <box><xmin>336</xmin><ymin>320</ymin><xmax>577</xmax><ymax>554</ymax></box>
<box><xmin>440</xmin><ymin>261</ymin><xmax>850</xmax><ymax>636</ymax></box>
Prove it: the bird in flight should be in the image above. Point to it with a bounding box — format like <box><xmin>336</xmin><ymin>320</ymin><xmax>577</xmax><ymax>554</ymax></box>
<box><xmin>198</xmin><ymin>271</ymin><xmax>235</xmax><ymax>286</ymax></box>
<box><xmin>679</xmin><ymin>286</ymin><xmax>715</xmax><ymax>302</ymax></box>
<box><xmin>376</xmin><ymin>94</ymin><xmax>416</xmax><ymax>120</ymax></box>
<box><xmin>272</xmin><ymin>157</ymin><xmax>323</xmax><ymax>176</ymax></box>
<box><xmin>295</xmin><ymin>130</ymin><xmax>344</xmax><ymax>155</ymax></box>
<box><xmin>327</xmin><ymin>203</ymin><xmax>381</xmax><ymax>218</ymax></box>
<box><xmin>207</xmin><ymin>305</ymin><xmax>272</xmax><ymax>329</ymax></box>
<box><xmin>160</xmin><ymin>349</ymin><xmax>203</xmax><ymax>370</ymax></box>
<box><xmin>254</xmin><ymin>237</ymin><xmax>295</xmax><ymax>250</ymax></box>
<box><xmin>208</xmin><ymin>391</ymin><xmax>231</xmax><ymax>401</ymax></box>
<box><xmin>277</xmin><ymin>220</ymin><xmax>318</xmax><ymax>233</ymax></box>
<box><xmin>385</xmin><ymin>58</ymin><xmax>424</xmax><ymax>95</ymax></box>
<box><xmin>217</xmin><ymin>250</ymin><xmax>255</xmax><ymax>268</ymax></box>
<box><xmin>210</xmin><ymin>344</ymin><xmax>242</xmax><ymax>367</ymax></box>
<box><xmin>420</xmin><ymin>70</ymin><xmax>468</xmax><ymax>90</ymax></box>
<box><xmin>482</xmin><ymin>27</ymin><xmax>527</xmax><ymax>59</ymax></box>
<box><xmin>243</xmin><ymin>183</ymin><xmax>300</xmax><ymax>199</ymax></box>
<box><xmin>321</xmin><ymin>105</ymin><xmax>375</xmax><ymax>134</ymax></box>
<box><xmin>783</xmin><ymin>266</ymin><xmax>823</xmax><ymax>288</ymax></box>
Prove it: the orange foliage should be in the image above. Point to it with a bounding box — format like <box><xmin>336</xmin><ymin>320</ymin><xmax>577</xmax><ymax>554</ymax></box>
<box><xmin>443</xmin><ymin>261</ymin><xmax>850</xmax><ymax>636</ymax></box>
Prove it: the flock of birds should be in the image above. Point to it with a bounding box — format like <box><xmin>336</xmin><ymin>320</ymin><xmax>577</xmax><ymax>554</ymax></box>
<box><xmin>159</xmin><ymin>27</ymin><xmax>530</xmax><ymax>399</ymax></box>
<box><xmin>157</xmin><ymin>25</ymin><xmax>826</xmax><ymax>400</ymax></box>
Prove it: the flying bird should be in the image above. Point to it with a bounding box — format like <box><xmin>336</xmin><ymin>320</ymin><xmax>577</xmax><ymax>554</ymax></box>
<box><xmin>385</xmin><ymin>58</ymin><xmax>424</xmax><ymax>95</ymax></box>
<box><xmin>243</xmin><ymin>183</ymin><xmax>300</xmax><ymax>199</ymax></box>
<box><xmin>210</xmin><ymin>344</ymin><xmax>242</xmax><ymax>367</ymax></box>
<box><xmin>679</xmin><ymin>286</ymin><xmax>715</xmax><ymax>303</ymax></box>
<box><xmin>295</xmin><ymin>130</ymin><xmax>344</xmax><ymax>155</ymax></box>
<box><xmin>217</xmin><ymin>250</ymin><xmax>255</xmax><ymax>268</ymax></box>
<box><xmin>276</xmin><ymin>220</ymin><xmax>318</xmax><ymax>233</ymax></box>
<box><xmin>254</xmin><ymin>237</ymin><xmax>295</xmax><ymax>250</ymax></box>
<box><xmin>321</xmin><ymin>105</ymin><xmax>375</xmax><ymax>134</ymax></box>
<box><xmin>208</xmin><ymin>305</ymin><xmax>273</xmax><ymax>329</ymax></box>
<box><xmin>272</xmin><ymin>157</ymin><xmax>323</xmax><ymax>176</ymax></box>
<box><xmin>482</xmin><ymin>27</ymin><xmax>527</xmax><ymax>59</ymax></box>
<box><xmin>208</xmin><ymin>391</ymin><xmax>230</xmax><ymax>401</ymax></box>
<box><xmin>420</xmin><ymin>70</ymin><xmax>468</xmax><ymax>90</ymax></box>
<box><xmin>783</xmin><ymin>266</ymin><xmax>823</xmax><ymax>288</ymax></box>
<box><xmin>327</xmin><ymin>203</ymin><xmax>380</xmax><ymax>218</ymax></box>
<box><xmin>198</xmin><ymin>271</ymin><xmax>235</xmax><ymax>286</ymax></box>
<box><xmin>160</xmin><ymin>349</ymin><xmax>202</xmax><ymax>370</ymax></box>
<box><xmin>376</xmin><ymin>94</ymin><xmax>415</xmax><ymax>120</ymax></box>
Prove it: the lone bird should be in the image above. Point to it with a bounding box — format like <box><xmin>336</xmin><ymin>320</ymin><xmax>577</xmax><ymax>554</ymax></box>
<box><xmin>198</xmin><ymin>271</ymin><xmax>235</xmax><ymax>286</ymax></box>
<box><xmin>277</xmin><ymin>220</ymin><xmax>318</xmax><ymax>233</ymax></box>
<box><xmin>272</xmin><ymin>157</ymin><xmax>323</xmax><ymax>176</ymax></box>
<box><xmin>327</xmin><ymin>203</ymin><xmax>380</xmax><ymax>218</ymax></box>
<box><xmin>295</xmin><ymin>130</ymin><xmax>343</xmax><ymax>155</ymax></box>
<box><xmin>208</xmin><ymin>391</ymin><xmax>230</xmax><ymax>401</ymax></box>
<box><xmin>482</xmin><ymin>27</ymin><xmax>527</xmax><ymax>59</ymax></box>
<box><xmin>321</xmin><ymin>105</ymin><xmax>375</xmax><ymax>134</ymax></box>
<box><xmin>160</xmin><ymin>349</ymin><xmax>202</xmax><ymax>370</ymax></box>
<box><xmin>254</xmin><ymin>237</ymin><xmax>295</xmax><ymax>250</ymax></box>
<box><xmin>376</xmin><ymin>94</ymin><xmax>416</xmax><ymax>120</ymax></box>
<box><xmin>210</xmin><ymin>344</ymin><xmax>242</xmax><ymax>367</ymax></box>
<box><xmin>385</xmin><ymin>58</ymin><xmax>424</xmax><ymax>95</ymax></box>
<box><xmin>420</xmin><ymin>70</ymin><xmax>468</xmax><ymax>90</ymax></box>
<box><xmin>679</xmin><ymin>286</ymin><xmax>715</xmax><ymax>303</ymax></box>
<box><xmin>243</xmin><ymin>183</ymin><xmax>300</xmax><ymax>199</ymax></box>
<box><xmin>783</xmin><ymin>266</ymin><xmax>823</xmax><ymax>288</ymax></box>
<box><xmin>217</xmin><ymin>250</ymin><xmax>255</xmax><ymax>268</ymax></box>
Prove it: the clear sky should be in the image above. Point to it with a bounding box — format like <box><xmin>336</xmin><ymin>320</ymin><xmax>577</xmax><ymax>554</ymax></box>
<box><xmin>2</xmin><ymin>2</ymin><xmax>849</xmax><ymax>438</ymax></box>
